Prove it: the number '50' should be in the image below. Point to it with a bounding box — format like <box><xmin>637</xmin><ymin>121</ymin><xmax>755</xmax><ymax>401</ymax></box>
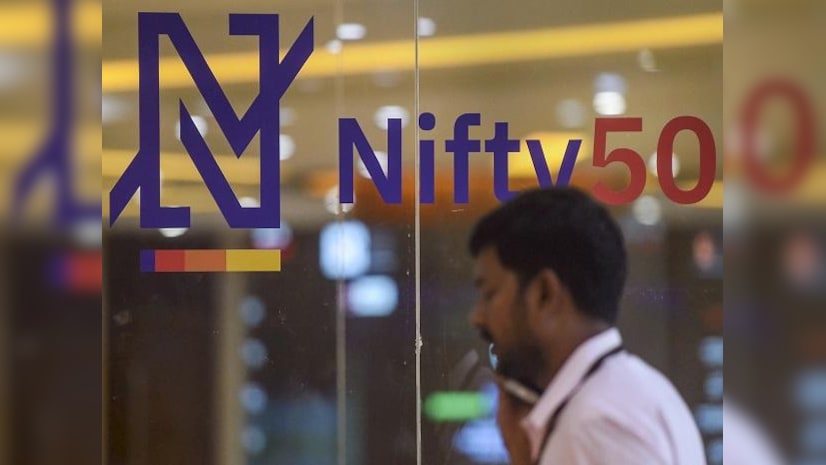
<box><xmin>591</xmin><ymin>116</ymin><xmax>716</xmax><ymax>205</ymax></box>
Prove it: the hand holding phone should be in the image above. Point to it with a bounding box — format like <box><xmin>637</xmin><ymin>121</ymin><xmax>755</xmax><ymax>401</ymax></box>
<box><xmin>495</xmin><ymin>374</ymin><xmax>535</xmax><ymax>465</ymax></box>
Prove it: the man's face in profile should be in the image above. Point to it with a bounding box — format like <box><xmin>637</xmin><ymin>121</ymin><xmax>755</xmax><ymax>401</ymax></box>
<box><xmin>470</xmin><ymin>246</ymin><xmax>545</xmax><ymax>385</ymax></box>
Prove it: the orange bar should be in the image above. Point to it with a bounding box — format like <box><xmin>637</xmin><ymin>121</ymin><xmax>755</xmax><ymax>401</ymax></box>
<box><xmin>184</xmin><ymin>250</ymin><xmax>227</xmax><ymax>272</ymax></box>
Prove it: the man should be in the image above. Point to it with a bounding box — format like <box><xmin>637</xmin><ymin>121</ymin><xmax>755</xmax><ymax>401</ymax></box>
<box><xmin>468</xmin><ymin>187</ymin><xmax>706</xmax><ymax>465</ymax></box>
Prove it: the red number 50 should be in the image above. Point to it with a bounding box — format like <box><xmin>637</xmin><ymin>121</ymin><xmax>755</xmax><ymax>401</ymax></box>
<box><xmin>592</xmin><ymin>117</ymin><xmax>717</xmax><ymax>205</ymax></box>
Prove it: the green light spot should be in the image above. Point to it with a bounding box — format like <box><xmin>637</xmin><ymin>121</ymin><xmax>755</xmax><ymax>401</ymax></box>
<box><xmin>424</xmin><ymin>391</ymin><xmax>492</xmax><ymax>422</ymax></box>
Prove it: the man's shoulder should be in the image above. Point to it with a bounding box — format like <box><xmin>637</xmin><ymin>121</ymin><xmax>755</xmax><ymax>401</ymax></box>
<box><xmin>546</xmin><ymin>353</ymin><xmax>707</xmax><ymax>465</ymax></box>
<box><xmin>564</xmin><ymin>352</ymin><xmax>694</xmax><ymax>426</ymax></box>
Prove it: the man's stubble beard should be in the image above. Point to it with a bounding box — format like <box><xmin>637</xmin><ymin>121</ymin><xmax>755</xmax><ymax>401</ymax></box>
<box><xmin>497</xmin><ymin>296</ymin><xmax>547</xmax><ymax>392</ymax></box>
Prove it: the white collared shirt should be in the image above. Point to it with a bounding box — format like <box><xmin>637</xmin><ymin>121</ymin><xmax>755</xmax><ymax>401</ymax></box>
<box><xmin>520</xmin><ymin>328</ymin><xmax>707</xmax><ymax>465</ymax></box>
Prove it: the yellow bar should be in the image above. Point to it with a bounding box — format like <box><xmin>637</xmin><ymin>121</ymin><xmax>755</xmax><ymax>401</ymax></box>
<box><xmin>225</xmin><ymin>249</ymin><xmax>281</xmax><ymax>272</ymax></box>
<box><xmin>103</xmin><ymin>13</ymin><xmax>722</xmax><ymax>92</ymax></box>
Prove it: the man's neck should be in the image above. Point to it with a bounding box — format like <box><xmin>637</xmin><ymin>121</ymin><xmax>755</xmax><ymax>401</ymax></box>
<box><xmin>536</xmin><ymin>321</ymin><xmax>611</xmax><ymax>389</ymax></box>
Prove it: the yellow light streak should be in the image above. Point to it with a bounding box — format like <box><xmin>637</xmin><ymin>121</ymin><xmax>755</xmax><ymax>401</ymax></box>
<box><xmin>103</xmin><ymin>13</ymin><xmax>722</xmax><ymax>92</ymax></box>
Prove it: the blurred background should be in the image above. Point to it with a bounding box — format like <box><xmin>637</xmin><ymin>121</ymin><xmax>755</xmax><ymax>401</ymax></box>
<box><xmin>0</xmin><ymin>1</ymin><xmax>102</xmax><ymax>465</ymax></box>
<box><xmin>1</xmin><ymin>0</ymin><xmax>823</xmax><ymax>464</ymax></box>
<box><xmin>724</xmin><ymin>2</ymin><xmax>826</xmax><ymax>465</ymax></box>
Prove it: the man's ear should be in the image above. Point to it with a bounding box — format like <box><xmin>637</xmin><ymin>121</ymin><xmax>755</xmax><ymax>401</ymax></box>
<box><xmin>525</xmin><ymin>269</ymin><xmax>563</xmax><ymax>318</ymax></box>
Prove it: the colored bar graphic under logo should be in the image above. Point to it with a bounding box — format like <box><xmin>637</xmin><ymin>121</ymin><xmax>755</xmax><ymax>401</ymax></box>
<box><xmin>140</xmin><ymin>250</ymin><xmax>281</xmax><ymax>272</ymax></box>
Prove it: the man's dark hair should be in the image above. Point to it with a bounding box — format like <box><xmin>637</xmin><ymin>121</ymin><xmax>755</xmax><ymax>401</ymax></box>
<box><xmin>469</xmin><ymin>187</ymin><xmax>627</xmax><ymax>324</ymax></box>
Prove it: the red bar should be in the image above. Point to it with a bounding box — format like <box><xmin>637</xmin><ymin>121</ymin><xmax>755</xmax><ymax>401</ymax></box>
<box><xmin>154</xmin><ymin>250</ymin><xmax>186</xmax><ymax>272</ymax></box>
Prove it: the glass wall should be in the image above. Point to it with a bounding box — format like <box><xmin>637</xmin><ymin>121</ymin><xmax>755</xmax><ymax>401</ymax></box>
<box><xmin>101</xmin><ymin>1</ymin><xmax>724</xmax><ymax>465</ymax></box>
<box><xmin>415</xmin><ymin>1</ymin><xmax>722</xmax><ymax>463</ymax></box>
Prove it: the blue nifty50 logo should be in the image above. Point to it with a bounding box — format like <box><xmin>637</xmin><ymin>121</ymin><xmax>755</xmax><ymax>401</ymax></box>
<box><xmin>109</xmin><ymin>13</ymin><xmax>313</xmax><ymax>229</ymax></box>
<box><xmin>110</xmin><ymin>13</ymin><xmax>586</xmax><ymax>230</ymax></box>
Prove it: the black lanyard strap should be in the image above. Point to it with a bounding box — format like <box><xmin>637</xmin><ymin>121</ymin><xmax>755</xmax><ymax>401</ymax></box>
<box><xmin>535</xmin><ymin>345</ymin><xmax>625</xmax><ymax>464</ymax></box>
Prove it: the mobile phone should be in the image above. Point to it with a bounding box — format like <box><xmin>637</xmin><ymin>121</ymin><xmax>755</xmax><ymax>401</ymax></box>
<box><xmin>500</xmin><ymin>378</ymin><xmax>541</xmax><ymax>405</ymax></box>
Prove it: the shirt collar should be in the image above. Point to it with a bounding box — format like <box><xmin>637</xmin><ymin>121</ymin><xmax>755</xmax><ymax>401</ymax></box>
<box><xmin>520</xmin><ymin>327</ymin><xmax>623</xmax><ymax>461</ymax></box>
